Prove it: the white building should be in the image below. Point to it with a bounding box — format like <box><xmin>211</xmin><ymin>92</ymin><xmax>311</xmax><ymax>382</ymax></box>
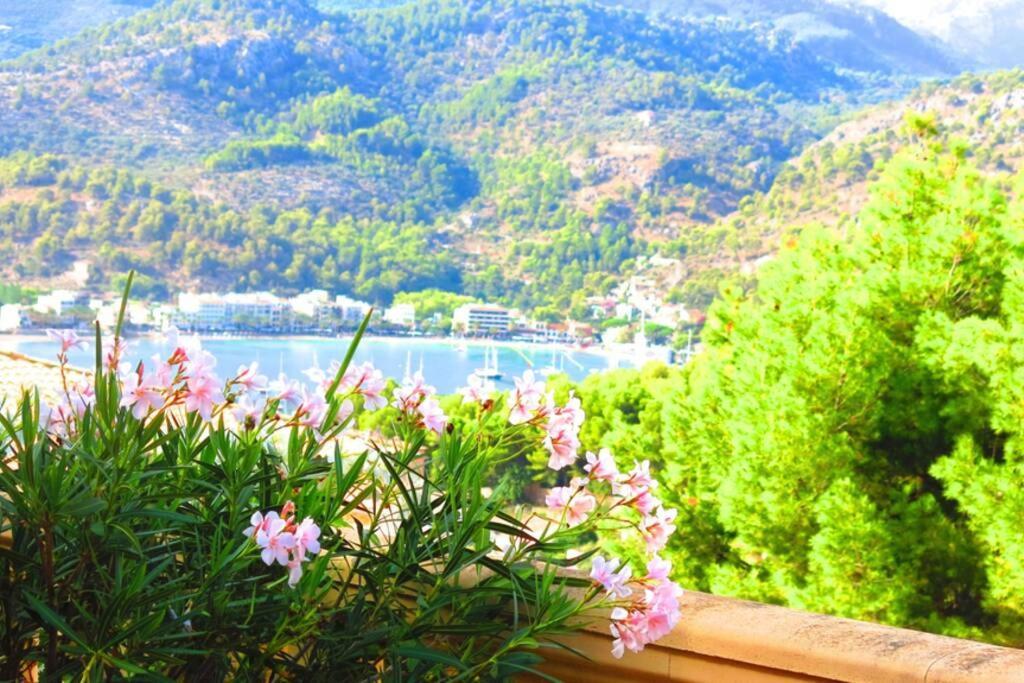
<box><xmin>34</xmin><ymin>290</ymin><xmax>83</xmax><ymax>316</ymax></box>
<box><xmin>290</xmin><ymin>291</ymin><xmax>372</xmax><ymax>328</ymax></box>
<box><xmin>177</xmin><ymin>292</ymin><xmax>289</xmax><ymax>330</ymax></box>
<box><xmin>92</xmin><ymin>300</ymin><xmax>152</xmax><ymax>329</ymax></box>
<box><xmin>335</xmin><ymin>295</ymin><xmax>373</xmax><ymax>323</ymax></box>
<box><xmin>0</xmin><ymin>304</ymin><xmax>25</xmax><ymax>331</ymax></box>
<box><xmin>453</xmin><ymin>304</ymin><xmax>512</xmax><ymax>334</ymax></box>
<box><xmin>383</xmin><ymin>303</ymin><xmax>415</xmax><ymax>328</ymax></box>
<box><xmin>289</xmin><ymin>290</ymin><xmax>331</xmax><ymax>319</ymax></box>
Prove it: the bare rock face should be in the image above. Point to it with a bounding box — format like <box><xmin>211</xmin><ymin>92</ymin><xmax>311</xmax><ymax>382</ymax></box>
<box><xmin>854</xmin><ymin>0</ymin><xmax>1024</xmax><ymax>69</ymax></box>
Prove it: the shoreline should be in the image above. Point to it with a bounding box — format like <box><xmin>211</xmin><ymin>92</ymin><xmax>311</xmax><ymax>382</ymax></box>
<box><xmin>0</xmin><ymin>331</ymin><xmax>635</xmax><ymax>363</ymax></box>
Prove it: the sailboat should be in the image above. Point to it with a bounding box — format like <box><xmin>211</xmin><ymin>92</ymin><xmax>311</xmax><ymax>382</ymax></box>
<box><xmin>474</xmin><ymin>345</ymin><xmax>502</xmax><ymax>380</ymax></box>
<box><xmin>539</xmin><ymin>349</ymin><xmax>563</xmax><ymax>378</ymax></box>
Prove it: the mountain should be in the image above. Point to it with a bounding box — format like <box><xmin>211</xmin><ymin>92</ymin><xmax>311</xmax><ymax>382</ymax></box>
<box><xmin>853</xmin><ymin>0</ymin><xmax>1024</xmax><ymax>69</ymax></box>
<box><xmin>602</xmin><ymin>0</ymin><xmax>966</xmax><ymax>77</ymax></box>
<box><xmin>698</xmin><ymin>69</ymin><xmax>1024</xmax><ymax>284</ymax></box>
<box><xmin>0</xmin><ymin>0</ymin><xmax>891</xmax><ymax>311</ymax></box>
<box><xmin>0</xmin><ymin>0</ymin><xmax>158</xmax><ymax>61</ymax></box>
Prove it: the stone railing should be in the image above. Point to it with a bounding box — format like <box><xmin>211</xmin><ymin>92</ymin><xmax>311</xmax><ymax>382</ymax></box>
<box><xmin>521</xmin><ymin>590</ymin><xmax>1024</xmax><ymax>682</ymax></box>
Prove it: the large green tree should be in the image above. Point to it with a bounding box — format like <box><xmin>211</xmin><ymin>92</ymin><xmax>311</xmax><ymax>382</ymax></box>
<box><xmin>656</xmin><ymin>141</ymin><xmax>1024</xmax><ymax>644</ymax></box>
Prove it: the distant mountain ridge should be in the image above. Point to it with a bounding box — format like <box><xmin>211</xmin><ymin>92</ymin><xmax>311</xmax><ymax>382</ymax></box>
<box><xmin>854</xmin><ymin>0</ymin><xmax>1024</xmax><ymax>69</ymax></box>
<box><xmin>0</xmin><ymin>0</ymin><xmax>1011</xmax><ymax>314</ymax></box>
<box><xmin>601</xmin><ymin>0</ymin><xmax>966</xmax><ymax>76</ymax></box>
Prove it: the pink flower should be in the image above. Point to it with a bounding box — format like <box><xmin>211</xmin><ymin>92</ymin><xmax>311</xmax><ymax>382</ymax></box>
<box><xmin>46</xmin><ymin>329</ymin><xmax>86</xmax><ymax>353</ymax></box>
<box><xmin>646</xmin><ymin>556</ymin><xmax>672</xmax><ymax>581</ymax></box>
<box><xmin>458</xmin><ymin>373</ymin><xmax>494</xmax><ymax>405</ymax></box>
<box><xmin>103</xmin><ymin>338</ymin><xmax>128</xmax><ymax>371</ymax></box>
<box><xmin>508</xmin><ymin>370</ymin><xmax>544</xmax><ymax>425</ymax></box>
<box><xmin>234</xmin><ymin>362</ymin><xmax>268</xmax><ymax>393</ymax></box>
<box><xmin>544</xmin><ymin>421</ymin><xmax>579</xmax><ymax>470</ymax></box>
<box><xmin>565</xmin><ymin>491</ymin><xmax>598</xmax><ymax>528</ymax></box>
<box><xmin>271</xmin><ymin>373</ymin><xmax>301</xmax><ymax>406</ymax></box>
<box><xmin>185</xmin><ymin>348</ymin><xmax>218</xmax><ymax>378</ymax></box>
<box><xmin>45</xmin><ymin>401</ymin><xmax>76</xmax><ymax>438</ymax></box>
<box><xmin>245</xmin><ymin>510</ymin><xmax>278</xmax><ymax>539</ymax></box>
<box><xmin>615</xmin><ymin>460</ymin><xmax>655</xmax><ymax>498</ymax></box>
<box><xmin>632</xmin><ymin>488</ymin><xmax>661</xmax><ymax>515</ymax></box>
<box><xmin>256</xmin><ymin>515</ymin><xmax>296</xmax><ymax>566</ymax></box>
<box><xmin>150</xmin><ymin>355</ymin><xmax>177</xmax><ymax>389</ymax></box>
<box><xmin>418</xmin><ymin>396</ymin><xmax>448</xmax><ymax>434</ymax></box>
<box><xmin>555</xmin><ymin>391</ymin><xmax>585</xmax><ymax>430</ymax></box>
<box><xmin>545</xmin><ymin>485</ymin><xmax>596</xmax><ymax>527</ymax></box>
<box><xmin>66</xmin><ymin>381</ymin><xmax>96</xmax><ymax>418</ymax></box>
<box><xmin>392</xmin><ymin>372</ymin><xmax>435</xmax><ymax>413</ymax></box>
<box><xmin>342</xmin><ymin>362</ymin><xmax>388</xmax><ymax>410</ymax></box>
<box><xmin>640</xmin><ymin>506</ymin><xmax>678</xmax><ymax>553</ymax></box>
<box><xmin>184</xmin><ymin>373</ymin><xmax>224</xmax><ymax>421</ymax></box>
<box><xmin>287</xmin><ymin>557</ymin><xmax>304</xmax><ymax>587</ymax></box>
<box><xmin>545</xmin><ymin>486</ymin><xmax>572</xmax><ymax>511</ymax></box>
<box><xmin>336</xmin><ymin>398</ymin><xmax>355</xmax><ymax>425</ymax></box>
<box><xmin>303</xmin><ymin>365</ymin><xmax>332</xmax><ymax>393</ymax></box>
<box><xmin>292</xmin><ymin>517</ymin><xmax>321</xmax><ymax>561</ymax></box>
<box><xmin>232</xmin><ymin>395</ymin><xmax>265</xmax><ymax>427</ymax></box>
<box><xmin>296</xmin><ymin>387</ymin><xmax>327</xmax><ymax>428</ymax></box>
<box><xmin>585</xmin><ymin>449</ymin><xmax>619</xmax><ymax>483</ymax></box>
<box><xmin>590</xmin><ymin>556</ymin><xmax>633</xmax><ymax>599</ymax></box>
<box><xmin>121</xmin><ymin>370</ymin><xmax>165</xmax><ymax>420</ymax></box>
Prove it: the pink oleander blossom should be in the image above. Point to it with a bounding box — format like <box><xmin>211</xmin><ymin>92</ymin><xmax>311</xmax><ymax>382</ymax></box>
<box><xmin>590</xmin><ymin>556</ymin><xmax>633</xmax><ymax>599</ymax></box>
<box><xmin>245</xmin><ymin>510</ymin><xmax>278</xmax><ymax>539</ymax></box>
<box><xmin>296</xmin><ymin>387</ymin><xmax>327</xmax><ymax>428</ymax></box>
<box><xmin>234</xmin><ymin>362</ymin><xmax>268</xmax><ymax>393</ymax></box>
<box><xmin>121</xmin><ymin>370</ymin><xmax>165</xmax><ymax>420</ymax></box>
<box><xmin>508</xmin><ymin>370</ymin><xmax>544</xmax><ymax>424</ymax></box>
<box><xmin>45</xmin><ymin>401</ymin><xmax>75</xmax><ymax>438</ymax></box>
<box><xmin>287</xmin><ymin>558</ymin><xmax>304</xmax><ymax>587</ymax></box>
<box><xmin>632</xmin><ymin>488</ymin><xmax>661</xmax><ymax>515</ymax></box>
<box><xmin>256</xmin><ymin>515</ymin><xmax>296</xmax><ymax>566</ymax></box>
<box><xmin>184</xmin><ymin>373</ymin><xmax>224</xmax><ymax>421</ymax></box>
<box><xmin>46</xmin><ymin>329</ymin><xmax>86</xmax><ymax>353</ymax></box>
<box><xmin>545</xmin><ymin>485</ymin><xmax>596</xmax><ymax>527</ymax></box>
<box><xmin>458</xmin><ymin>373</ymin><xmax>494</xmax><ymax>405</ymax></box>
<box><xmin>271</xmin><ymin>373</ymin><xmax>301</xmax><ymax>406</ymax></box>
<box><xmin>646</xmin><ymin>556</ymin><xmax>672</xmax><ymax>581</ymax></box>
<box><xmin>103</xmin><ymin>338</ymin><xmax>128</xmax><ymax>371</ymax></box>
<box><xmin>66</xmin><ymin>381</ymin><xmax>96</xmax><ymax>418</ymax></box>
<box><xmin>544</xmin><ymin>421</ymin><xmax>579</xmax><ymax>470</ymax></box>
<box><xmin>584</xmin><ymin>448</ymin><xmax>618</xmax><ymax>483</ymax></box>
<box><xmin>640</xmin><ymin>505</ymin><xmax>678</xmax><ymax>553</ymax></box>
<box><xmin>614</xmin><ymin>459</ymin><xmax>655</xmax><ymax>498</ymax></box>
<box><xmin>392</xmin><ymin>372</ymin><xmax>435</xmax><ymax>414</ymax></box>
<box><xmin>292</xmin><ymin>517</ymin><xmax>321</xmax><ymax>561</ymax></box>
<box><xmin>232</xmin><ymin>395</ymin><xmax>266</xmax><ymax>427</ymax></box>
<box><xmin>342</xmin><ymin>362</ymin><xmax>388</xmax><ymax>410</ymax></box>
<box><xmin>150</xmin><ymin>354</ymin><xmax>177</xmax><ymax>389</ymax></box>
<box><xmin>418</xmin><ymin>396</ymin><xmax>447</xmax><ymax>434</ymax></box>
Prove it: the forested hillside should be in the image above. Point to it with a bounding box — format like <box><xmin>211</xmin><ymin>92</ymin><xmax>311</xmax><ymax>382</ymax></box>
<box><xmin>565</xmin><ymin>140</ymin><xmax>1024</xmax><ymax>645</ymax></box>
<box><xmin>0</xmin><ymin>0</ymin><xmax>945</xmax><ymax>310</ymax></box>
<box><xmin>709</xmin><ymin>69</ymin><xmax>1024</xmax><ymax>277</ymax></box>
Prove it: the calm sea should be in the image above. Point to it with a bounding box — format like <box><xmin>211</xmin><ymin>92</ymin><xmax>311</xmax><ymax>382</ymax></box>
<box><xmin>2</xmin><ymin>335</ymin><xmax>625</xmax><ymax>394</ymax></box>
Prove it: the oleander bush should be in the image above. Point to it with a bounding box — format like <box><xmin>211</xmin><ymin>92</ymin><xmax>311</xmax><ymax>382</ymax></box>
<box><xmin>0</xmin><ymin>283</ymin><xmax>681</xmax><ymax>681</ymax></box>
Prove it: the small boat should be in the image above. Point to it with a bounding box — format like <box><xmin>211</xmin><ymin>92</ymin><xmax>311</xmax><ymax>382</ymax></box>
<box><xmin>538</xmin><ymin>349</ymin><xmax>562</xmax><ymax>377</ymax></box>
<box><xmin>474</xmin><ymin>345</ymin><xmax>502</xmax><ymax>380</ymax></box>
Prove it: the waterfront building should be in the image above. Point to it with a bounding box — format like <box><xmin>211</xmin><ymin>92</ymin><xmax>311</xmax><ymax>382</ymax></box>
<box><xmin>453</xmin><ymin>304</ymin><xmax>511</xmax><ymax>335</ymax></box>
<box><xmin>176</xmin><ymin>292</ymin><xmax>289</xmax><ymax>331</ymax></box>
<box><xmin>383</xmin><ymin>303</ymin><xmax>416</xmax><ymax>328</ymax></box>
<box><xmin>0</xmin><ymin>304</ymin><xmax>25</xmax><ymax>331</ymax></box>
<box><xmin>34</xmin><ymin>289</ymin><xmax>84</xmax><ymax>316</ymax></box>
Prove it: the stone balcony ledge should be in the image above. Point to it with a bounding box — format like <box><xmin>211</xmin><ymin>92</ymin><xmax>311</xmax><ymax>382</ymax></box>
<box><xmin>525</xmin><ymin>590</ymin><xmax>1024</xmax><ymax>682</ymax></box>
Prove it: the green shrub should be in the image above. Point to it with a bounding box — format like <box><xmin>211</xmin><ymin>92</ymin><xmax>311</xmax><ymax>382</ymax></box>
<box><xmin>0</xmin><ymin>287</ymin><xmax>682</xmax><ymax>680</ymax></box>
